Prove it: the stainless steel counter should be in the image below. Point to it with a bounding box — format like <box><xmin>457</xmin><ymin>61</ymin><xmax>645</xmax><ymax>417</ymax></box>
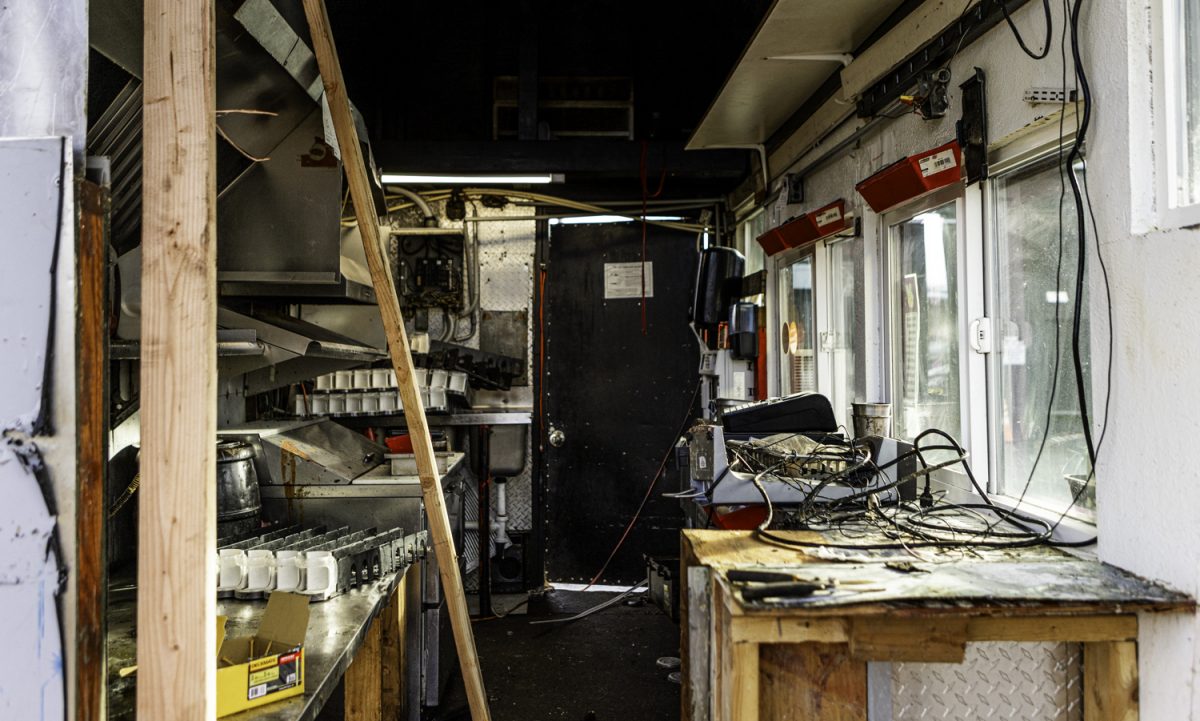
<box><xmin>107</xmin><ymin>568</ymin><xmax>413</xmax><ymax>721</ymax></box>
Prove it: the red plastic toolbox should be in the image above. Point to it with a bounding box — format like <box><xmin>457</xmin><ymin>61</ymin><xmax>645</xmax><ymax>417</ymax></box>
<box><xmin>855</xmin><ymin>140</ymin><xmax>962</xmax><ymax>213</ymax></box>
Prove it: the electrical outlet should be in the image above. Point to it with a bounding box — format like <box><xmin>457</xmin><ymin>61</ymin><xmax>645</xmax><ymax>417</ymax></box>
<box><xmin>1024</xmin><ymin>87</ymin><xmax>1079</xmax><ymax>104</ymax></box>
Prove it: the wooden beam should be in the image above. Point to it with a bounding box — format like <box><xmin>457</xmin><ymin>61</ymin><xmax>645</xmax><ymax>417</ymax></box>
<box><xmin>730</xmin><ymin>613</ymin><xmax>1138</xmax><ymax>646</ymax></box>
<box><xmin>136</xmin><ymin>0</ymin><xmax>218</xmax><ymax>717</ymax></box>
<box><xmin>848</xmin><ymin>617</ymin><xmax>967</xmax><ymax>663</ymax></box>
<box><xmin>76</xmin><ymin>180</ymin><xmax>108</xmax><ymax>721</ymax></box>
<box><xmin>1084</xmin><ymin>641</ymin><xmax>1139</xmax><ymax>721</ymax></box>
<box><xmin>301</xmin><ymin>2</ymin><xmax>492</xmax><ymax>719</ymax></box>
<box><xmin>345</xmin><ymin>619</ymin><xmax>383</xmax><ymax>721</ymax></box>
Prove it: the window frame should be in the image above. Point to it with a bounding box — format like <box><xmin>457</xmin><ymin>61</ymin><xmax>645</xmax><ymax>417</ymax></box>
<box><xmin>772</xmin><ymin>244</ymin><xmax>819</xmax><ymax>398</ymax></box>
<box><xmin>1153</xmin><ymin>0</ymin><xmax>1200</xmax><ymax>228</ymax></box>
<box><xmin>982</xmin><ymin>134</ymin><xmax>1099</xmax><ymax>532</ymax></box>
<box><xmin>878</xmin><ymin>185</ymin><xmax>983</xmax><ymax>485</ymax></box>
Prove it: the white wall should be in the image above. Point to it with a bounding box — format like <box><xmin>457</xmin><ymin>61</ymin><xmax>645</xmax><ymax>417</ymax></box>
<box><xmin>757</xmin><ymin>1</ymin><xmax>1200</xmax><ymax>718</ymax></box>
<box><xmin>0</xmin><ymin>2</ymin><xmax>88</xmax><ymax>718</ymax></box>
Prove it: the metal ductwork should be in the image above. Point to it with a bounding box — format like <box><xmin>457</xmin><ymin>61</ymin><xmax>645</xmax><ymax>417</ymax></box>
<box><xmin>90</xmin><ymin>0</ymin><xmax>386</xmax><ymax>302</ymax></box>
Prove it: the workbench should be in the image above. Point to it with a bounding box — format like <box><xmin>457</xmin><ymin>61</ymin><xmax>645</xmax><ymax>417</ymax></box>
<box><xmin>107</xmin><ymin>562</ymin><xmax>421</xmax><ymax>721</ymax></box>
<box><xmin>681</xmin><ymin>530</ymin><xmax>1194</xmax><ymax>721</ymax></box>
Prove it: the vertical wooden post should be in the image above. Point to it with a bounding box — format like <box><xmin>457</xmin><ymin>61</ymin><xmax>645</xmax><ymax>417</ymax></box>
<box><xmin>381</xmin><ymin>576</ymin><xmax>408</xmax><ymax>721</ymax></box>
<box><xmin>1085</xmin><ymin>641</ymin><xmax>1139</xmax><ymax>721</ymax></box>
<box><xmin>301</xmin><ymin>2</ymin><xmax>492</xmax><ymax>719</ymax></box>
<box><xmin>76</xmin><ymin>180</ymin><xmax>108</xmax><ymax>721</ymax></box>
<box><xmin>137</xmin><ymin>0</ymin><xmax>218</xmax><ymax>718</ymax></box>
<box><xmin>345</xmin><ymin>620</ymin><xmax>383</xmax><ymax>721</ymax></box>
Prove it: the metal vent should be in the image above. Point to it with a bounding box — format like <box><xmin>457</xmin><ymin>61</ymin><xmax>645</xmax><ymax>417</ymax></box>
<box><xmin>87</xmin><ymin>80</ymin><xmax>143</xmax><ymax>252</ymax></box>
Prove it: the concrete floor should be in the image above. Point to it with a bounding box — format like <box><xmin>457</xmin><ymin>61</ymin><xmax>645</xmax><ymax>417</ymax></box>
<box><xmin>438</xmin><ymin>589</ymin><xmax>682</xmax><ymax>721</ymax></box>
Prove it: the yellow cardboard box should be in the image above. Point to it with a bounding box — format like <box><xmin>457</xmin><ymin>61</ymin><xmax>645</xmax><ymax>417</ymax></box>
<box><xmin>216</xmin><ymin>592</ymin><xmax>310</xmax><ymax>717</ymax></box>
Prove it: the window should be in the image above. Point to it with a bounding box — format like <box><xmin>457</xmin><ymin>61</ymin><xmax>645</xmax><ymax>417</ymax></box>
<box><xmin>822</xmin><ymin>237</ymin><xmax>867</xmax><ymax>427</ymax></box>
<box><xmin>888</xmin><ymin>200</ymin><xmax>963</xmax><ymax>446</ymax></box>
<box><xmin>777</xmin><ymin>251</ymin><xmax>816</xmax><ymax>395</ymax></box>
<box><xmin>989</xmin><ymin>158</ymin><xmax>1094</xmax><ymax>518</ymax></box>
<box><xmin>740</xmin><ymin>210</ymin><xmax>768</xmax><ymax>276</ymax></box>
<box><xmin>1157</xmin><ymin>0</ymin><xmax>1200</xmax><ymax>224</ymax></box>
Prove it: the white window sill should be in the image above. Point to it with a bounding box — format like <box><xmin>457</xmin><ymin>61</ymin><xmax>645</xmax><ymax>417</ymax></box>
<box><xmin>986</xmin><ymin>493</ymin><xmax>1098</xmax><ymax>559</ymax></box>
<box><xmin>1158</xmin><ymin>202</ymin><xmax>1200</xmax><ymax>231</ymax></box>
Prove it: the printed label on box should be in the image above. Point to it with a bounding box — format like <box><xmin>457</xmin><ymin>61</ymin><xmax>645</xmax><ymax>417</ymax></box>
<box><xmin>918</xmin><ymin>149</ymin><xmax>957</xmax><ymax>178</ymax></box>
<box><xmin>814</xmin><ymin>206</ymin><xmax>842</xmax><ymax>227</ymax></box>
<box><xmin>604</xmin><ymin>261</ymin><xmax>653</xmax><ymax>299</ymax></box>
<box><xmin>247</xmin><ymin>648</ymin><xmax>303</xmax><ymax>701</ymax></box>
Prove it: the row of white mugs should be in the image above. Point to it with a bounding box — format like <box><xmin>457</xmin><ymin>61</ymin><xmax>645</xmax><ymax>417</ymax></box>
<box><xmin>314</xmin><ymin>367</ymin><xmax>468</xmax><ymax>393</ymax></box>
<box><xmin>217</xmin><ymin>547</ymin><xmax>339</xmax><ymax>597</ymax></box>
<box><xmin>295</xmin><ymin>387</ymin><xmax>450</xmax><ymax>416</ymax></box>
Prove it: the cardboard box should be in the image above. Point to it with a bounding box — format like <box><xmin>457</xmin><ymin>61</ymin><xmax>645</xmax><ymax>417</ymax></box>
<box><xmin>216</xmin><ymin>592</ymin><xmax>310</xmax><ymax>717</ymax></box>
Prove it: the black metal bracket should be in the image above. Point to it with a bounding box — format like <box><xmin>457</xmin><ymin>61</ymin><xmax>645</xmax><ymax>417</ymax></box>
<box><xmin>957</xmin><ymin>68</ymin><xmax>989</xmax><ymax>183</ymax></box>
<box><xmin>856</xmin><ymin>0</ymin><xmax>1032</xmax><ymax>118</ymax></box>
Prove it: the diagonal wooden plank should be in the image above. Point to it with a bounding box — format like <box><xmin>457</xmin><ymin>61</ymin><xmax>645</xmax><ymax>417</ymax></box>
<box><xmin>300</xmin><ymin>2</ymin><xmax>491</xmax><ymax>719</ymax></box>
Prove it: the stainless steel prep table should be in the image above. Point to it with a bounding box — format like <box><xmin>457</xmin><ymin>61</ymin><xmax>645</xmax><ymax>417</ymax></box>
<box><xmin>107</xmin><ymin>565</ymin><xmax>421</xmax><ymax>721</ymax></box>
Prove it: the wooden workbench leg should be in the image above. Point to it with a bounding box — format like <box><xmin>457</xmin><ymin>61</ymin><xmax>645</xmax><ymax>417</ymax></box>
<box><xmin>714</xmin><ymin>594</ymin><xmax>759</xmax><ymax>721</ymax></box>
<box><xmin>729</xmin><ymin>643</ymin><xmax>760</xmax><ymax>721</ymax></box>
<box><xmin>1085</xmin><ymin>641</ymin><xmax>1138</xmax><ymax>721</ymax></box>
<box><xmin>381</xmin><ymin>574</ymin><xmax>408</xmax><ymax>721</ymax></box>
<box><xmin>346</xmin><ymin>618</ymin><xmax>383</xmax><ymax>721</ymax></box>
<box><xmin>759</xmin><ymin>644</ymin><xmax>867</xmax><ymax>721</ymax></box>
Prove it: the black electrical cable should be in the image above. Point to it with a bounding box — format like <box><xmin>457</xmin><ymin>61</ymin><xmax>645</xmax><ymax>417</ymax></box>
<box><xmin>1001</xmin><ymin>0</ymin><xmax>1054</xmax><ymax>59</ymax></box>
<box><xmin>1065</xmin><ymin>0</ymin><xmax>1097</xmax><ymax>467</ymax></box>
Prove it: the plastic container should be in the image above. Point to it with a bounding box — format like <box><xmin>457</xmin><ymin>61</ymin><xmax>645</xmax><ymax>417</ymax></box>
<box><xmin>353</xmin><ymin>369</ymin><xmax>372</xmax><ymax>389</ymax></box>
<box><xmin>755</xmin><ymin>199</ymin><xmax>848</xmax><ymax>256</ymax></box>
<box><xmin>315</xmin><ymin>373</ymin><xmax>334</xmax><ymax>391</ymax></box>
<box><xmin>851</xmin><ymin>402</ymin><xmax>893</xmax><ymax>438</ymax></box>
<box><xmin>333</xmin><ymin>370</ymin><xmax>353</xmax><ymax>390</ymax></box>
<box><xmin>856</xmin><ymin>140</ymin><xmax>962</xmax><ymax>213</ymax></box>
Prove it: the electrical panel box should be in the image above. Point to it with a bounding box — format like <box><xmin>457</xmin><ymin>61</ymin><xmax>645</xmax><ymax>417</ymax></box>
<box><xmin>392</xmin><ymin>228</ymin><xmax>466</xmax><ymax>310</ymax></box>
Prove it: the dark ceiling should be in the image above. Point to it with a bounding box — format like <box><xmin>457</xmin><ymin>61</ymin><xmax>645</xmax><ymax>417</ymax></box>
<box><xmin>87</xmin><ymin>0</ymin><xmax>769</xmax><ymax>203</ymax></box>
<box><xmin>326</xmin><ymin>0</ymin><xmax>769</xmax><ymax>199</ymax></box>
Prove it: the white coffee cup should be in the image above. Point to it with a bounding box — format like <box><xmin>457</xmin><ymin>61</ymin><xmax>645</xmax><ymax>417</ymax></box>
<box><xmin>305</xmin><ymin>551</ymin><xmax>339</xmax><ymax>596</ymax></box>
<box><xmin>275</xmin><ymin>550</ymin><xmax>304</xmax><ymax>592</ymax></box>
<box><xmin>218</xmin><ymin>549</ymin><xmax>247</xmax><ymax>590</ymax></box>
<box><xmin>245</xmin><ymin>549</ymin><xmax>276</xmax><ymax>591</ymax></box>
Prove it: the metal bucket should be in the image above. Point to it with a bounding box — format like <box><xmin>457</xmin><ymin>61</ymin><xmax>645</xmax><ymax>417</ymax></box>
<box><xmin>217</xmin><ymin>439</ymin><xmax>261</xmax><ymax>536</ymax></box>
<box><xmin>851</xmin><ymin>402</ymin><xmax>892</xmax><ymax>438</ymax></box>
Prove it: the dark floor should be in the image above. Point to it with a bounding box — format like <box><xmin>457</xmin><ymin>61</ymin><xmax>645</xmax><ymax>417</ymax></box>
<box><xmin>439</xmin><ymin>590</ymin><xmax>682</xmax><ymax>721</ymax></box>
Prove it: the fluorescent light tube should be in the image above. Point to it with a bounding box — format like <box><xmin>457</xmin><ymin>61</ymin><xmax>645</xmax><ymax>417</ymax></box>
<box><xmin>381</xmin><ymin>173</ymin><xmax>561</xmax><ymax>184</ymax></box>
<box><xmin>550</xmin><ymin>215</ymin><xmax>683</xmax><ymax>225</ymax></box>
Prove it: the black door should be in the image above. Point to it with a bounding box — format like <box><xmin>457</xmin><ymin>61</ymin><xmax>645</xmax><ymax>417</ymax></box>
<box><xmin>541</xmin><ymin>222</ymin><xmax>699</xmax><ymax>584</ymax></box>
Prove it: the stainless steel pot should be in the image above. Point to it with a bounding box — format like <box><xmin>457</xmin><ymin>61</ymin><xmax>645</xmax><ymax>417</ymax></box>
<box><xmin>216</xmin><ymin>439</ymin><xmax>261</xmax><ymax>525</ymax></box>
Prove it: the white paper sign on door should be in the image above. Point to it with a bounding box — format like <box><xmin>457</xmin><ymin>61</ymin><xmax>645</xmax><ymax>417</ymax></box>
<box><xmin>604</xmin><ymin>261</ymin><xmax>653</xmax><ymax>299</ymax></box>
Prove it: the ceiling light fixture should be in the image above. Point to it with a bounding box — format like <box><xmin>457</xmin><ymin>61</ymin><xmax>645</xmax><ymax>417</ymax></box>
<box><xmin>550</xmin><ymin>215</ymin><xmax>683</xmax><ymax>226</ymax></box>
<box><xmin>381</xmin><ymin>173</ymin><xmax>563</xmax><ymax>185</ymax></box>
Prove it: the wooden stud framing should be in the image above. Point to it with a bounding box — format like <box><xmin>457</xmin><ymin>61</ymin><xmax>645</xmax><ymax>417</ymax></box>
<box><xmin>380</xmin><ymin>574</ymin><xmax>408</xmax><ymax>721</ymax></box>
<box><xmin>344</xmin><ymin>619</ymin><xmax>383</xmax><ymax>721</ymax></box>
<box><xmin>76</xmin><ymin>180</ymin><xmax>108</xmax><ymax>721</ymax></box>
<box><xmin>301</xmin><ymin>2</ymin><xmax>492</xmax><ymax>718</ymax></box>
<box><xmin>1084</xmin><ymin>641</ymin><xmax>1139</xmax><ymax>721</ymax></box>
<box><xmin>136</xmin><ymin>0</ymin><xmax>218</xmax><ymax>717</ymax></box>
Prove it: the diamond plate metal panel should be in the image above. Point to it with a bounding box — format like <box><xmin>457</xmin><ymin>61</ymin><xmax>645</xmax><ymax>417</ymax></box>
<box><xmin>473</xmin><ymin>204</ymin><xmax>535</xmax><ymax>530</ymax></box>
<box><xmin>387</xmin><ymin>201</ymin><xmax>537</xmax><ymax>532</ymax></box>
<box><xmin>890</xmin><ymin>642</ymin><xmax>1082</xmax><ymax>721</ymax></box>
